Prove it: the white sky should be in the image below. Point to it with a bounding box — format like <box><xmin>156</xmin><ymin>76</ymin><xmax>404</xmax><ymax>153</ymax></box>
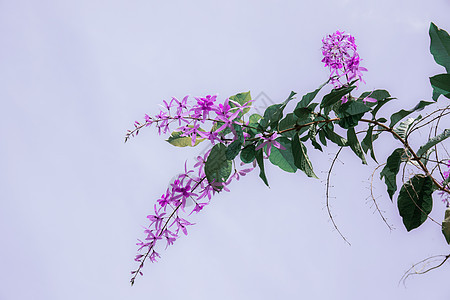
<box><xmin>2</xmin><ymin>0</ymin><xmax>450</xmax><ymax>299</ymax></box>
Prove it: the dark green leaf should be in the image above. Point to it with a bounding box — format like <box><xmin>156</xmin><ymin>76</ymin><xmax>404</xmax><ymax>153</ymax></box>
<box><xmin>397</xmin><ymin>174</ymin><xmax>433</xmax><ymax>231</ymax></box>
<box><xmin>256</xmin><ymin>148</ymin><xmax>269</xmax><ymax>186</ymax></box>
<box><xmin>417</xmin><ymin>129</ymin><xmax>450</xmax><ymax>157</ymax></box>
<box><xmin>380</xmin><ymin>148</ymin><xmax>404</xmax><ymax>200</ymax></box>
<box><xmin>278</xmin><ymin>113</ymin><xmax>299</xmax><ymax>138</ymax></box>
<box><xmin>429</xmin><ymin>22</ymin><xmax>450</xmax><ymax>72</ymax></box>
<box><xmin>240</xmin><ymin>144</ymin><xmax>256</xmax><ymax>163</ymax></box>
<box><xmin>294</xmin><ymin>107</ymin><xmax>312</xmax><ymax>119</ymax></box>
<box><xmin>268</xmin><ymin>137</ymin><xmax>297</xmax><ymax>173</ymax></box>
<box><xmin>361</xmin><ymin>125</ymin><xmax>377</xmax><ymax>162</ymax></box>
<box><xmin>323</xmin><ymin>127</ymin><xmax>347</xmax><ymax>146</ymax></box>
<box><xmin>318</xmin><ymin>129</ymin><xmax>327</xmax><ymax>146</ymax></box>
<box><xmin>295</xmin><ymin>81</ymin><xmax>328</xmax><ymax>109</ymax></box>
<box><xmin>389</xmin><ymin>100</ymin><xmax>434</xmax><ymax>128</ymax></box>
<box><xmin>430</xmin><ymin>74</ymin><xmax>450</xmax><ymax>101</ymax></box>
<box><xmin>442</xmin><ymin>208</ymin><xmax>450</xmax><ymax>244</ymax></box>
<box><xmin>337</xmin><ymin>101</ymin><xmax>371</xmax><ymax>128</ymax></box>
<box><xmin>292</xmin><ymin>133</ymin><xmax>318</xmax><ymax>178</ymax></box>
<box><xmin>347</xmin><ymin>127</ymin><xmax>367</xmax><ymax>164</ymax></box>
<box><xmin>166</xmin><ymin>130</ymin><xmax>205</xmax><ymax>147</ymax></box>
<box><xmin>260</xmin><ymin>104</ymin><xmax>283</xmax><ymax>129</ymax></box>
<box><xmin>205</xmin><ymin>143</ymin><xmax>232</xmax><ymax>186</ymax></box>
<box><xmin>320</xmin><ymin>84</ymin><xmax>356</xmax><ymax>110</ymax></box>
<box><xmin>282</xmin><ymin>91</ymin><xmax>297</xmax><ymax>105</ymax></box>
<box><xmin>226</xmin><ymin>140</ymin><xmax>242</xmax><ymax>160</ymax></box>
<box><xmin>232</xmin><ymin>124</ymin><xmax>245</xmax><ymax>143</ymax></box>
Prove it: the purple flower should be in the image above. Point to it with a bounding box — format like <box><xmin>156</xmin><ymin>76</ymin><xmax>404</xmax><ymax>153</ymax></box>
<box><xmin>191</xmin><ymin>95</ymin><xmax>218</xmax><ymax>120</ymax></box>
<box><xmin>189</xmin><ymin>202</ymin><xmax>208</xmax><ymax>215</ymax></box>
<box><xmin>181</xmin><ymin>122</ymin><xmax>202</xmax><ymax>146</ymax></box>
<box><xmin>157</xmin><ymin>190</ymin><xmax>172</xmax><ymax>209</ymax></box>
<box><xmin>321</xmin><ymin>30</ymin><xmax>367</xmax><ymax>89</ymax></box>
<box><xmin>255</xmin><ymin>132</ymin><xmax>285</xmax><ymax>157</ymax></box>
<box><xmin>162</xmin><ymin>229</ymin><xmax>177</xmax><ymax>249</ymax></box>
<box><xmin>171</xmin><ymin>216</ymin><xmax>195</xmax><ymax>236</ymax></box>
<box><xmin>173</xmin><ymin>95</ymin><xmax>189</xmax><ymax>115</ymax></box>
<box><xmin>147</xmin><ymin>204</ymin><xmax>166</xmax><ymax>231</ymax></box>
<box><xmin>149</xmin><ymin>250</ymin><xmax>161</xmax><ymax>263</ymax></box>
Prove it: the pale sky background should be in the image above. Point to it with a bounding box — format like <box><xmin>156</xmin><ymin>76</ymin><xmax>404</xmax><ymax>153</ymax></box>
<box><xmin>2</xmin><ymin>1</ymin><xmax>450</xmax><ymax>299</ymax></box>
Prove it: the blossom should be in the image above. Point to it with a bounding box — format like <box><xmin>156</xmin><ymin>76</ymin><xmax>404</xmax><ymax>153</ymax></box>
<box><xmin>255</xmin><ymin>132</ymin><xmax>285</xmax><ymax>157</ymax></box>
<box><xmin>147</xmin><ymin>204</ymin><xmax>166</xmax><ymax>231</ymax></box>
<box><xmin>191</xmin><ymin>95</ymin><xmax>218</xmax><ymax>120</ymax></box>
<box><xmin>173</xmin><ymin>95</ymin><xmax>189</xmax><ymax>115</ymax></box>
<box><xmin>321</xmin><ymin>30</ymin><xmax>367</xmax><ymax>89</ymax></box>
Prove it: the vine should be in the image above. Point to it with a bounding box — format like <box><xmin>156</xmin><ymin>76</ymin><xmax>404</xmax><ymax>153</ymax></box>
<box><xmin>126</xmin><ymin>23</ymin><xmax>450</xmax><ymax>285</ymax></box>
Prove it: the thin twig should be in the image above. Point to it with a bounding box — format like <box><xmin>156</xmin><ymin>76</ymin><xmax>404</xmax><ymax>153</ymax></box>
<box><xmin>325</xmin><ymin>147</ymin><xmax>351</xmax><ymax>245</ymax></box>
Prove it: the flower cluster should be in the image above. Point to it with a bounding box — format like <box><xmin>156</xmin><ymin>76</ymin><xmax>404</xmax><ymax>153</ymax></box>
<box><xmin>129</xmin><ymin>94</ymin><xmax>256</xmax><ymax>285</ymax></box>
<box><xmin>126</xmin><ymin>94</ymin><xmax>252</xmax><ymax>145</ymax></box>
<box><xmin>321</xmin><ymin>30</ymin><xmax>367</xmax><ymax>87</ymax></box>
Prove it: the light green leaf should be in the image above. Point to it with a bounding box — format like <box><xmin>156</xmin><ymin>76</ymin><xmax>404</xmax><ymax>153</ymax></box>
<box><xmin>229</xmin><ymin>91</ymin><xmax>252</xmax><ymax>118</ymax></box>
<box><xmin>417</xmin><ymin>129</ymin><xmax>450</xmax><ymax>157</ymax></box>
<box><xmin>166</xmin><ymin>131</ymin><xmax>205</xmax><ymax>147</ymax></box>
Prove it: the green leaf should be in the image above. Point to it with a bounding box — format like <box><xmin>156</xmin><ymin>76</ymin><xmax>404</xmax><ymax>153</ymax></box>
<box><xmin>269</xmin><ymin>137</ymin><xmax>297</xmax><ymax>173</ymax></box>
<box><xmin>442</xmin><ymin>208</ymin><xmax>450</xmax><ymax>244</ymax></box>
<box><xmin>292</xmin><ymin>133</ymin><xmax>318</xmax><ymax>178</ymax></box>
<box><xmin>166</xmin><ymin>130</ymin><xmax>205</xmax><ymax>147</ymax></box>
<box><xmin>205</xmin><ymin>143</ymin><xmax>232</xmax><ymax>186</ymax></box>
<box><xmin>278</xmin><ymin>113</ymin><xmax>299</xmax><ymax>138</ymax></box>
<box><xmin>295</xmin><ymin>81</ymin><xmax>328</xmax><ymax>109</ymax></box>
<box><xmin>337</xmin><ymin>101</ymin><xmax>371</xmax><ymax>128</ymax></box>
<box><xmin>225</xmin><ymin>140</ymin><xmax>242</xmax><ymax>160</ymax></box>
<box><xmin>420</xmin><ymin>148</ymin><xmax>434</xmax><ymax>167</ymax></box>
<box><xmin>393</xmin><ymin>116</ymin><xmax>420</xmax><ymax>140</ymax></box>
<box><xmin>260</xmin><ymin>104</ymin><xmax>283</xmax><ymax>129</ymax></box>
<box><xmin>389</xmin><ymin>100</ymin><xmax>434</xmax><ymax>128</ymax></box>
<box><xmin>347</xmin><ymin>127</ymin><xmax>367</xmax><ymax>164</ymax></box>
<box><xmin>256</xmin><ymin>148</ymin><xmax>269</xmax><ymax>186</ymax></box>
<box><xmin>398</xmin><ymin>174</ymin><xmax>433</xmax><ymax>231</ymax></box>
<box><xmin>362</xmin><ymin>89</ymin><xmax>395</xmax><ymax>118</ymax></box>
<box><xmin>323</xmin><ymin>127</ymin><xmax>347</xmax><ymax>146</ymax></box>
<box><xmin>429</xmin><ymin>22</ymin><xmax>450</xmax><ymax>73</ymax></box>
<box><xmin>282</xmin><ymin>91</ymin><xmax>297</xmax><ymax>106</ymax></box>
<box><xmin>320</xmin><ymin>84</ymin><xmax>356</xmax><ymax>110</ymax></box>
<box><xmin>240</xmin><ymin>144</ymin><xmax>256</xmax><ymax>163</ymax></box>
<box><xmin>229</xmin><ymin>91</ymin><xmax>252</xmax><ymax>118</ymax></box>
<box><xmin>318</xmin><ymin>129</ymin><xmax>327</xmax><ymax>146</ymax></box>
<box><xmin>232</xmin><ymin>124</ymin><xmax>245</xmax><ymax>143</ymax></box>
<box><xmin>380</xmin><ymin>148</ymin><xmax>404</xmax><ymax>200</ymax></box>
<box><xmin>416</xmin><ymin>129</ymin><xmax>450</xmax><ymax>157</ymax></box>
<box><xmin>248</xmin><ymin>113</ymin><xmax>262</xmax><ymax>125</ymax></box>
<box><xmin>361</xmin><ymin>125</ymin><xmax>377</xmax><ymax>162</ymax></box>
<box><xmin>430</xmin><ymin>74</ymin><xmax>450</xmax><ymax>101</ymax></box>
